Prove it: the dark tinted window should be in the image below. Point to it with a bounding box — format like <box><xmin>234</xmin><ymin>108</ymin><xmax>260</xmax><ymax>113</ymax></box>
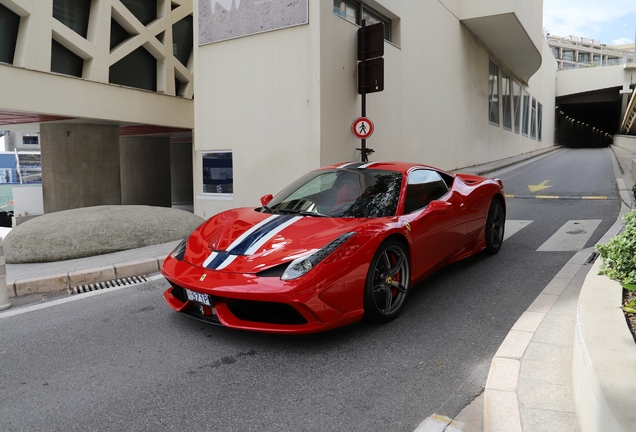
<box><xmin>172</xmin><ymin>15</ymin><xmax>193</xmax><ymax>66</ymax></box>
<box><xmin>404</xmin><ymin>170</ymin><xmax>449</xmax><ymax>213</ymax></box>
<box><xmin>120</xmin><ymin>0</ymin><xmax>156</xmax><ymax>25</ymax></box>
<box><xmin>266</xmin><ymin>168</ymin><xmax>402</xmax><ymax>218</ymax></box>
<box><xmin>51</xmin><ymin>40</ymin><xmax>84</xmax><ymax>77</ymax></box>
<box><xmin>0</xmin><ymin>4</ymin><xmax>20</xmax><ymax>65</ymax></box>
<box><xmin>53</xmin><ymin>0</ymin><xmax>91</xmax><ymax>38</ymax></box>
<box><xmin>109</xmin><ymin>47</ymin><xmax>156</xmax><ymax>91</ymax></box>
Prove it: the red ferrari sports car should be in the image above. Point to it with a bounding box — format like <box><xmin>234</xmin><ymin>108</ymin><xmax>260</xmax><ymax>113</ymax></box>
<box><xmin>162</xmin><ymin>161</ymin><xmax>505</xmax><ymax>334</ymax></box>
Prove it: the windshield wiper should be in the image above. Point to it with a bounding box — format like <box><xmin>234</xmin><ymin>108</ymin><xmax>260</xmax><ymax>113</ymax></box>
<box><xmin>277</xmin><ymin>208</ymin><xmax>329</xmax><ymax>217</ymax></box>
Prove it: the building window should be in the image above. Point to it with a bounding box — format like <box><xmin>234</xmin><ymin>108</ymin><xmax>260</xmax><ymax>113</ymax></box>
<box><xmin>23</xmin><ymin>136</ymin><xmax>39</xmax><ymax>145</ymax></box>
<box><xmin>172</xmin><ymin>15</ymin><xmax>194</xmax><ymax>67</ymax></box>
<box><xmin>53</xmin><ymin>0</ymin><xmax>92</xmax><ymax>38</ymax></box>
<box><xmin>120</xmin><ymin>0</ymin><xmax>156</xmax><ymax>26</ymax></box>
<box><xmin>501</xmin><ymin>72</ymin><xmax>512</xmax><ymax>130</ymax></box>
<box><xmin>109</xmin><ymin>47</ymin><xmax>157</xmax><ymax>92</ymax></box>
<box><xmin>551</xmin><ymin>47</ymin><xmax>559</xmax><ymax>59</ymax></box>
<box><xmin>579</xmin><ymin>53</ymin><xmax>590</xmax><ymax>63</ymax></box>
<box><xmin>562</xmin><ymin>50</ymin><xmax>574</xmax><ymax>61</ymax></box>
<box><xmin>51</xmin><ymin>40</ymin><xmax>84</xmax><ymax>77</ymax></box>
<box><xmin>488</xmin><ymin>61</ymin><xmax>499</xmax><ymax>126</ymax></box>
<box><xmin>522</xmin><ymin>91</ymin><xmax>530</xmax><ymax>136</ymax></box>
<box><xmin>110</xmin><ymin>18</ymin><xmax>130</xmax><ymax>50</ymax></box>
<box><xmin>537</xmin><ymin>102</ymin><xmax>543</xmax><ymax>141</ymax></box>
<box><xmin>0</xmin><ymin>3</ymin><xmax>20</xmax><ymax>65</ymax></box>
<box><xmin>333</xmin><ymin>0</ymin><xmax>392</xmax><ymax>41</ymax></box>
<box><xmin>530</xmin><ymin>98</ymin><xmax>537</xmax><ymax>139</ymax></box>
<box><xmin>512</xmin><ymin>81</ymin><xmax>522</xmax><ymax>134</ymax></box>
<box><xmin>203</xmin><ymin>152</ymin><xmax>233</xmax><ymax>195</ymax></box>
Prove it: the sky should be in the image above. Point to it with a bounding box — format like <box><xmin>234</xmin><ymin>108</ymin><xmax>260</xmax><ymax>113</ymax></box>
<box><xmin>543</xmin><ymin>0</ymin><xmax>636</xmax><ymax>46</ymax></box>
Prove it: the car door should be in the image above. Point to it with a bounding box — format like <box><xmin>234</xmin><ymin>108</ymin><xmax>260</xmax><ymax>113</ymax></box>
<box><xmin>401</xmin><ymin>169</ymin><xmax>469</xmax><ymax>280</ymax></box>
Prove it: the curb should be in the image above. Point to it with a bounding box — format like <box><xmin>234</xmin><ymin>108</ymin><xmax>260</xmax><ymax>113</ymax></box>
<box><xmin>482</xmin><ymin>247</ymin><xmax>595</xmax><ymax>432</ymax></box>
<box><xmin>454</xmin><ymin>146</ymin><xmax>562</xmax><ymax>176</ymax></box>
<box><xmin>573</xmin><ymin>258</ymin><xmax>636</xmax><ymax>432</ymax></box>
<box><xmin>571</xmin><ymin>168</ymin><xmax>635</xmax><ymax>432</ymax></box>
<box><xmin>481</xmin><ymin>146</ymin><xmax>634</xmax><ymax>432</ymax></box>
<box><xmin>5</xmin><ymin>256</ymin><xmax>167</xmax><ymax>299</ymax></box>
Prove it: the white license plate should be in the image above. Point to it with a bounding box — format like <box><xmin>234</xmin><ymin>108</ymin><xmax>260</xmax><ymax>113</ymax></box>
<box><xmin>186</xmin><ymin>289</ymin><xmax>211</xmax><ymax>306</ymax></box>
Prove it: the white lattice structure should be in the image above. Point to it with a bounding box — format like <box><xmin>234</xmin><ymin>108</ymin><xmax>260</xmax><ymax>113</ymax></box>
<box><xmin>0</xmin><ymin>0</ymin><xmax>193</xmax><ymax>98</ymax></box>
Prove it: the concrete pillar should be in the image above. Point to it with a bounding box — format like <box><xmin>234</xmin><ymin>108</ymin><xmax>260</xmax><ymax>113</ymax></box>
<box><xmin>120</xmin><ymin>136</ymin><xmax>171</xmax><ymax>207</ymax></box>
<box><xmin>41</xmin><ymin>123</ymin><xmax>121</xmax><ymax>213</ymax></box>
<box><xmin>170</xmin><ymin>141</ymin><xmax>193</xmax><ymax>205</ymax></box>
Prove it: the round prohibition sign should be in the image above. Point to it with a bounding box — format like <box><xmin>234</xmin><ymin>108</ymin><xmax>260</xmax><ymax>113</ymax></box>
<box><xmin>352</xmin><ymin>117</ymin><xmax>374</xmax><ymax>139</ymax></box>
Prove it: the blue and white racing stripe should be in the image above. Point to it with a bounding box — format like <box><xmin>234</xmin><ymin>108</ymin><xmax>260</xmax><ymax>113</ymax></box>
<box><xmin>203</xmin><ymin>215</ymin><xmax>302</xmax><ymax>270</ymax></box>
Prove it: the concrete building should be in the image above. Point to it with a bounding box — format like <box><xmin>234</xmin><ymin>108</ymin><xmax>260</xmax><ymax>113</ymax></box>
<box><xmin>0</xmin><ymin>0</ymin><xmax>558</xmax><ymax>219</ymax></box>
<box><xmin>194</xmin><ymin>0</ymin><xmax>556</xmax><ymax>218</ymax></box>
<box><xmin>0</xmin><ymin>0</ymin><xmax>194</xmax><ymax>213</ymax></box>
<box><xmin>547</xmin><ymin>34</ymin><xmax>635</xmax><ymax>70</ymax></box>
<box><xmin>3</xmin><ymin>130</ymin><xmax>40</xmax><ymax>152</ymax></box>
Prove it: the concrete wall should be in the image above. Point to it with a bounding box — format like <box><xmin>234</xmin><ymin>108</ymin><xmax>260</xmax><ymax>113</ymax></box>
<box><xmin>41</xmin><ymin>123</ymin><xmax>121</xmax><ymax>213</ymax></box>
<box><xmin>0</xmin><ymin>65</ymin><xmax>193</xmax><ymax>130</ymax></box>
<box><xmin>170</xmin><ymin>142</ymin><xmax>194</xmax><ymax>205</ymax></box>
<box><xmin>120</xmin><ymin>137</ymin><xmax>171</xmax><ymax>207</ymax></box>
<box><xmin>194</xmin><ymin>1</ymin><xmax>321</xmax><ymax>219</ymax></box>
<box><xmin>556</xmin><ymin>65</ymin><xmax>627</xmax><ymax>97</ymax></box>
<box><xmin>193</xmin><ymin>0</ymin><xmax>556</xmax><ymax>219</ymax></box>
<box><xmin>615</xmin><ymin>135</ymin><xmax>636</xmax><ymax>153</ymax></box>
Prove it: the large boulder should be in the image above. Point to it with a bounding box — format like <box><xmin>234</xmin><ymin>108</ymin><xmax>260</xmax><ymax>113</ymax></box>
<box><xmin>4</xmin><ymin>205</ymin><xmax>204</xmax><ymax>263</ymax></box>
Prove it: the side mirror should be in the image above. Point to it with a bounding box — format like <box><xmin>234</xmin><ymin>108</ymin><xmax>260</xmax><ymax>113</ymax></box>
<box><xmin>427</xmin><ymin>200</ymin><xmax>452</xmax><ymax>214</ymax></box>
<box><xmin>260</xmin><ymin>194</ymin><xmax>273</xmax><ymax>207</ymax></box>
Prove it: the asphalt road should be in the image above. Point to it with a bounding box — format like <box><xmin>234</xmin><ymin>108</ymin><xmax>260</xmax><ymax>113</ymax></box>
<box><xmin>0</xmin><ymin>147</ymin><xmax>621</xmax><ymax>432</ymax></box>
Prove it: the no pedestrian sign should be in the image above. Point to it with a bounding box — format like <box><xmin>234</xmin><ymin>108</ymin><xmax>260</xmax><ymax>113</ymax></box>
<box><xmin>352</xmin><ymin>117</ymin><xmax>374</xmax><ymax>139</ymax></box>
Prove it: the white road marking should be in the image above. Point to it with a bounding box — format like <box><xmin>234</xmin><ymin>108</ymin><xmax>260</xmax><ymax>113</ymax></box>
<box><xmin>504</xmin><ymin>220</ymin><xmax>533</xmax><ymax>241</ymax></box>
<box><xmin>537</xmin><ymin>220</ymin><xmax>602</xmax><ymax>252</ymax></box>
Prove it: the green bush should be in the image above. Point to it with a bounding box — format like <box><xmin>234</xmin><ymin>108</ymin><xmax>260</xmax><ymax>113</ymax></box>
<box><xmin>597</xmin><ymin>210</ymin><xmax>636</xmax><ymax>284</ymax></box>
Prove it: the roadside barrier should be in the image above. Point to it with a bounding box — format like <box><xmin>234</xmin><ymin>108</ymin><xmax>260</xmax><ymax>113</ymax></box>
<box><xmin>0</xmin><ymin>237</ymin><xmax>11</xmax><ymax>310</ymax></box>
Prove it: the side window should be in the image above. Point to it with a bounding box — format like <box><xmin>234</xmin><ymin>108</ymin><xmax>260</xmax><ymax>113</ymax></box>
<box><xmin>404</xmin><ymin>170</ymin><xmax>449</xmax><ymax>214</ymax></box>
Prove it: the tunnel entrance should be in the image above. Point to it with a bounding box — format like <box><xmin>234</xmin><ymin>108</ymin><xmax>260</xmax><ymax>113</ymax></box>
<box><xmin>556</xmin><ymin>87</ymin><xmax>622</xmax><ymax>148</ymax></box>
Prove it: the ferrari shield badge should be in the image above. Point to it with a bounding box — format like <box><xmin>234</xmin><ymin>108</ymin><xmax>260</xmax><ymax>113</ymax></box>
<box><xmin>200</xmin><ymin>274</ymin><xmax>207</xmax><ymax>282</ymax></box>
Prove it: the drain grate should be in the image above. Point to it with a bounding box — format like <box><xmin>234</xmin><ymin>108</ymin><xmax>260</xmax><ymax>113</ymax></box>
<box><xmin>586</xmin><ymin>251</ymin><xmax>600</xmax><ymax>264</ymax></box>
<box><xmin>71</xmin><ymin>275</ymin><xmax>150</xmax><ymax>294</ymax></box>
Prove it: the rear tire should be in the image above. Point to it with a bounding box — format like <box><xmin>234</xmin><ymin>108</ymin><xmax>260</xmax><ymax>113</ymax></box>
<box><xmin>485</xmin><ymin>198</ymin><xmax>505</xmax><ymax>254</ymax></box>
<box><xmin>363</xmin><ymin>239</ymin><xmax>410</xmax><ymax>323</ymax></box>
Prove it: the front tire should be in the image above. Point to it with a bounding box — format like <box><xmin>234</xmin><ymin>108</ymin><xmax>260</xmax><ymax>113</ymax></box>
<box><xmin>363</xmin><ymin>239</ymin><xmax>410</xmax><ymax>323</ymax></box>
<box><xmin>485</xmin><ymin>198</ymin><xmax>505</xmax><ymax>254</ymax></box>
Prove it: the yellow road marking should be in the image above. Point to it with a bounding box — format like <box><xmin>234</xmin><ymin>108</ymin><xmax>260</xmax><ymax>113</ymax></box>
<box><xmin>528</xmin><ymin>180</ymin><xmax>552</xmax><ymax>193</ymax></box>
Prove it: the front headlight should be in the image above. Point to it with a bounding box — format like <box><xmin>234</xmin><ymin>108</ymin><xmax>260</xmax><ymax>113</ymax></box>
<box><xmin>170</xmin><ymin>237</ymin><xmax>189</xmax><ymax>260</ymax></box>
<box><xmin>281</xmin><ymin>232</ymin><xmax>356</xmax><ymax>280</ymax></box>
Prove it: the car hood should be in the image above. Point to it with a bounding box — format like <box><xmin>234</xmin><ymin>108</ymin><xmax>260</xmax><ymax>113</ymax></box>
<box><xmin>183</xmin><ymin>208</ymin><xmax>368</xmax><ymax>274</ymax></box>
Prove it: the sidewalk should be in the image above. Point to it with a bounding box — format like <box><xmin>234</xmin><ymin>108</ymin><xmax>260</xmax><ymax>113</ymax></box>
<box><xmin>4</xmin><ymin>240</ymin><xmax>179</xmax><ymax>308</ymax></box>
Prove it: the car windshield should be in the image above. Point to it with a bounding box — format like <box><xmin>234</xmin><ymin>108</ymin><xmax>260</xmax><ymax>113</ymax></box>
<box><xmin>263</xmin><ymin>169</ymin><xmax>403</xmax><ymax>218</ymax></box>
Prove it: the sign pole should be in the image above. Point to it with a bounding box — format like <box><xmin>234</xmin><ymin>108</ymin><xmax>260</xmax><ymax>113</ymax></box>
<box><xmin>360</xmin><ymin>19</ymin><xmax>367</xmax><ymax>162</ymax></box>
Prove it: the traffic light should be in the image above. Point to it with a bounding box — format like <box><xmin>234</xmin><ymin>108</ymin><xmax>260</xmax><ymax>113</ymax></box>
<box><xmin>357</xmin><ymin>22</ymin><xmax>384</xmax><ymax>95</ymax></box>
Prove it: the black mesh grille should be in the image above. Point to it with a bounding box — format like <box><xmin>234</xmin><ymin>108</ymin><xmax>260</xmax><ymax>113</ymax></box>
<box><xmin>227</xmin><ymin>301</ymin><xmax>307</xmax><ymax>325</ymax></box>
<box><xmin>169</xmin><ymin>283</ymin><xmax>188</xmax><ymax>303</ymax></box>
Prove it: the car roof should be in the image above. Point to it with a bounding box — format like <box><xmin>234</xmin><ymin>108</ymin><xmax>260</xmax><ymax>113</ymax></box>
<box><xmin>319</xmin><ymin>161</ymin><xmax>453</xmax><ymax>176</ymax></box>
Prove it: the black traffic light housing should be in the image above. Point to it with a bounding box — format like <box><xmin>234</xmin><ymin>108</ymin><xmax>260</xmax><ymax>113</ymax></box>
<box><xmin>357</xmin><ymin>22</ymin><xmax>384</xmax><ymax>95</ymax></box>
